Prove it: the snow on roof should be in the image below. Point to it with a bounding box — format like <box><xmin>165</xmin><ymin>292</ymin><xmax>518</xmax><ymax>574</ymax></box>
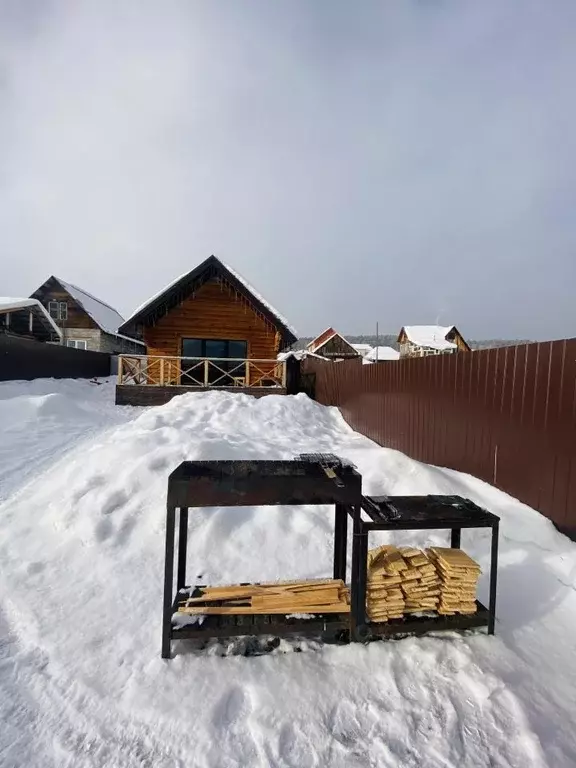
<box><xmin>351</xmin><ymin>343</ymin><xmax>373</xmax><ymax>355</ymax></box>
<box><xmin>123</xmin><ymin>258</ymin><xmax>297</xmax><ymax>339</ymax></box>
<box><xmin>0</xmin><ymin>297</ymin><xmax>62</xmax><ymax>337</ymax></box>
<box><xmin>221</xmin><ymin>261</ymin><xmax>298</xmax><ymax>338</ymax></box>
<box><xmin>55</xmin><ymin>278</ymin><xmax>127</xmax><ymax>337</ymax></box>
<box><xmin>402</xmin><ymin>325</ymin><xmax>457</xmax><ymax>351</ymax></box>
<box><xmin>365</xmin><ymin>346</ymin><xmax>400</xmax><ymax>361</ymax></box>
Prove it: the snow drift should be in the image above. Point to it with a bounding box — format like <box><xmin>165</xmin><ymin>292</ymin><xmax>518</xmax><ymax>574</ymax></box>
<box><xmin>1</xmin><ymin>378</ymin><xmax>575</xmax><ymax>767</ymax></box>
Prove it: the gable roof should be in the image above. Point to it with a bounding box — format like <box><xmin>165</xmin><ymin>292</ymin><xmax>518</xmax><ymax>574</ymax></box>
<box><xmin>53</xmin><ymin>277</ymin><xmax>126</xmax><ymax>336</ymax></box>
<box><xmin>119</xmin><ymin>255</ymin><xmax>297</xmax><ymax>345</ymax></box>
<box><xmin>307</xmin><ymin>328</ymin><xmax>359</xmax><ymax>357</ymax></box>
<box><xmin>306</xmin><ymin>327</ymin><xmax>338</xmax><ymax>351</ymax></box>
<box><xmin>399</xmin><ymin>325</ymin><xmax>458</xmax><ymax>351</ymax></box>
<box><xmin>0</xmin><ymin>297</ymin><xmax>62</xmax><ymax>340</ymax></box>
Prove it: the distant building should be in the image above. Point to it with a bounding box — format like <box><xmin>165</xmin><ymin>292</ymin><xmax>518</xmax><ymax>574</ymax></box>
<box><xmin>350</xmin><ymin>343</ymin><xmax>373</xmax><ymax>357</ymax></box>
<box><xmin>306</xmin><ymin>328</ymin><xmax>360</xmax><ymax>360</ymax></box>
<box><xmin>398</xmin><ymin>325</ymin><xmax>470</xmax><ymax>358</ymax></box>
<box><xmin>364</xmin><ymin>346</ymin><xmax>400</xmax><ymax>362</ymax></box>
<box><xmin>30</xmin><ymin>276</ymin><xmax>144</xmax><ymax>354</ymax></box>
<box><xmin>0</xmin><ymin>297</ymin><xmax>62</xmax><ymax>343</ymax></box>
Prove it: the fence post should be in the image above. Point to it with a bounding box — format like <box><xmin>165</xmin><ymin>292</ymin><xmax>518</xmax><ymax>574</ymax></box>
<box><xmin>118</xmin><ymin>355</ymin><xmax>123</xmax><ymax>384</ymax></box>
<box><xmin>204</xmin><ymin>359</ymin><xmax>209</xmax><ymax>386</ymax></box>
<box><xmin>160</xmin><ymin>357</ymin><xmax>165</xmax><ymax>386</ymax></box>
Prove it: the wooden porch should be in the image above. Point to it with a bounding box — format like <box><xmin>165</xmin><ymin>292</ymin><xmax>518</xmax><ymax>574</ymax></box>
<box><xmin>115</xmin><ymin>355</ymin><xmax>287</xmax><ymax>406</ymax></box>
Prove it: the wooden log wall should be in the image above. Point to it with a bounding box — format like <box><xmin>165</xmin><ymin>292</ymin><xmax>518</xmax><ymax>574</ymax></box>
<box><xmin>144</xmin><ymin>278</ymin><xmax>281</xmax><ymax>385</ymax></box>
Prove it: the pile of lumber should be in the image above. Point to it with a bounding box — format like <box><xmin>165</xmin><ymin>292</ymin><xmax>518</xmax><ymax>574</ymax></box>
<box><xmin>426</xmin><ymin>547</ymin><xmax>481</xmax><ymax>615</ymax></box>
<box><xmin>366</xmin><ymin>544</ymin><xmax>481</xmax><ymax>621</ymax></box>
<box><xmin>177</xmin><ymin>579</ymin><xmax>350</xmax><ymax>615</ymax></box>
<box><xmin>366</xmin><ymin>545</ymin><xmax>441</xmax><ymax>621</ymax></box>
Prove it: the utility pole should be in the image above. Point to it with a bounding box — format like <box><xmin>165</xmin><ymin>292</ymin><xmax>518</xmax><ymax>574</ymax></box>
<box><xmin>376</xmin><ymin>322</ymin><xmax>379</xmax><ymax>362</ymax></box>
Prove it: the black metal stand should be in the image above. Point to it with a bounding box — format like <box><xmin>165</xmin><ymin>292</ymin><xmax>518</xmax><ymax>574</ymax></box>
<box><xmin>161</xmin><ymin>462</ymin><xmax>501</xmax><ymax>658</ymax></box>
<box><xmin>161</xmin><ymin>460</ymin><xmax>362</xmax><ymax>658</ymax></box>
<box><xmin>349</xmin><ymin>495</ymin><xmax>500</xmax><ymax>641</ymax></box>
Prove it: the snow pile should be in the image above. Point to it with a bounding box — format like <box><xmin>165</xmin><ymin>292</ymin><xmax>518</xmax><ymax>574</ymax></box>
<box><xmin>1</xmin><ymin>379</ymin><xmax>576</xmax><ymax>766</ymax></box>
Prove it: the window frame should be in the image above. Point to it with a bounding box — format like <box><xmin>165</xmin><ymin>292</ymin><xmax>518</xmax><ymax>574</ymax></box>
<box><xmin>181</xmin><ymin>338</ymin><xmax>248</xmax><ymax>360</ymax></box>
<box><xmin>66</xmin><ymin>339</ymin><xmax>87</xmax><ymax>350</ymax></box>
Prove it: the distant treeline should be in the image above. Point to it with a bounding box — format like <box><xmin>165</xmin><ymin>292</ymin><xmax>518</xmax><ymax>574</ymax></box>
<box><xmin>294</xmin><ymin>335</ymin><xmax>533</xmax><ymax>351</ymax></box>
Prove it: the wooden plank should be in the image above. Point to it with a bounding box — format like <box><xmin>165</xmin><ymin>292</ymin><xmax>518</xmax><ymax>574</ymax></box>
<box><xmin>177</xmin><ymin>604</ymin><xmax>351</xmax><ymax>615</ymax></box>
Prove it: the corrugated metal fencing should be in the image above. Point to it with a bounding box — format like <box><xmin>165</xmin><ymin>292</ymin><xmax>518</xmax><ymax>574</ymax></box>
<box><xmin>302</xmin><ymin>339</ymin><xmax>576</xmax><ymax>535</ymax></box>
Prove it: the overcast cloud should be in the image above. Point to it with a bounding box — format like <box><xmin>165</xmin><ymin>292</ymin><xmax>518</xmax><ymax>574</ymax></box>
<box><xmin>1</xmin><ymin>0</ymin><xmax>576</xmax><ymax>340</ymax></box>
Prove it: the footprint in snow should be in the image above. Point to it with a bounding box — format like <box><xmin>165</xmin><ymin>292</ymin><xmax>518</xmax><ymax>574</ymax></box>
<box><xmin>277</xmin><ymin>722</ymin><xmax>319</xmax><ymax>768</ymax></box>
<box><xmin>101</xmin><ymin>489</ymin><xmax>129</xmax><ymax>516</ymax></box>
<box><xmin>94</xmin><ymin>517</ymin><xmax>114</xmax><ymax>542</ymax></box>
<box><xmin>209</xmin><ymin>686</ymin><xmax>262</xmax><ymax>766</ymax></box>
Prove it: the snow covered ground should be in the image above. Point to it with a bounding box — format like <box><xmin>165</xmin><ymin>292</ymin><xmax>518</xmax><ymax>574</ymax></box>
<box><xmin>1</xmin><ymin>378</ymin><xmax>575</xmax><ymax>767</ymax></box>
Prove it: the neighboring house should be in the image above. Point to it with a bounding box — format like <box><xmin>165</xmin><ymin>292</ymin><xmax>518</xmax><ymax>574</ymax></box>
<box><xmin>118</xmin><ymin>254</ymin><xmax>297</xmax><ymax>386</ymax></box>
<box><xmin>0</xmin><ymin>297</ymin><xmax>62</xmax><ymax>343</ymax></box>
<box><xmin>306</xmin><ymin>328</ymin><xmax>360</xmax><ymax>360</ymax></box>
<box><xmin>351</xmin><ymin>343</ymin><xmax>373</xmax><ymax>357</ymax></box>
<box><xmin>364</xmin><ymin>345</ymin><xmax>400</xmax><ymax>363</ymax></box>
<box><xmin>397</xmin><ymin>325</ymin><xmax>470</xmax><ymax>358</ymax></box>
<box><xmin>30</xmin><ymin>276</ymin><xmax>144</xmax><ymax>354</ymax></box>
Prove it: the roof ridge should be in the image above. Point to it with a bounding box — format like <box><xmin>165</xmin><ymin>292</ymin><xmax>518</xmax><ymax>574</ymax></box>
<box><xmin>54</xmin><ymin>277</ymin><xmax>119</xmax><ymax>313</ymax></box>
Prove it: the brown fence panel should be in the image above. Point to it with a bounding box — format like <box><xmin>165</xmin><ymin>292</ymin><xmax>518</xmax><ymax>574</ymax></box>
<box><xmin>0</xmin><ymin>333</ymin><xmax>111</xmax><ymax>381</ymax></box>
<box><xmin>302</xmin><ymin>339</ymin><xmax>576</xmax><ymax>536</ymax></box>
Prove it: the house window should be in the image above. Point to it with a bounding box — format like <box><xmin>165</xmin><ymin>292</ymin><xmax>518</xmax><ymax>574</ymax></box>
<box><xmin>67</xmin><ymin>339</ymin><xmax>87</xmax><ymax>350</ymax></box>
<box><xmin>181</xmin><ymin>338</ymin><xmax>248</xmax><ymax>359</ymax></box>
<box><xmin>181</xmin><ymin>338</ymin><xmax>248</xmax><ymax>385</ymax></box>
<box><xmin>48</xmin><ymin>301</ymin><xmax>68</xmax><ymax>320</ymax></box>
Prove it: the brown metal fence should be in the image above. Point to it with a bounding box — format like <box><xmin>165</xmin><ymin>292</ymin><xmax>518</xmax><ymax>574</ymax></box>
<box><xmin>302</xmin><ymin>339</ymin><xmax>576</xmax><ymax>535</ymax></box>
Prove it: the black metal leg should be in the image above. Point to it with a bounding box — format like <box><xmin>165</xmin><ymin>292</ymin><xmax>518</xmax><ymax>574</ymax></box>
<box><xmin>350</xmin><ymin>507</ymin><xmax>368</xmax><ymax>640</ymax></box>
<box><xmin>162</xmin><ymin>504</ymin><xmax>176</xmax><ymax>659</ymax></box>
<box><xmin>357</xmin><ymin>525</ymin><xmax>368</xmax><ymax>632</ymax></box>
<box><xmin>488</xmin><ymin>521</ymin><xmax>499</xmax><ymax>635</ymax></box>
<box><xmin>451</xmin><ymin>528</ymin><xmax>461</xmax><ymax>548</ymax></box>
<box><xmin>177</xmin><ymin>507</ymin><xmax>188</xmax><ymax>591</ymax></box>
<box><xmin>333</xmin><ymin>504</ymin><xmax>348</xmax><ymax>581</ymax></box>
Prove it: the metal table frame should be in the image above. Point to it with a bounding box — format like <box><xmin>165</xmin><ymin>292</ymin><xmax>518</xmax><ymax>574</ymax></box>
<box><xmin>349</xmin><ymin>495</ymin><xmax>500</xmax><ymax>641</ymax></box>
<box><xmin>162</xmin><ymin>460</ymin><xmax>362</xmax><ymax>658</ymax></box>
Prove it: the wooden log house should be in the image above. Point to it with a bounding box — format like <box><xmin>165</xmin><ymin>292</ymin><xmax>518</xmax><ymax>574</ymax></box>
<box><xmin>116</xmin><ymin>255</ymin><xmax>298</xmax><ymax>405</ymax></box>
<box><xmin>306</xmin><ymin>328</ymin><xmax>361</xmax><ymax>360</ymax></box>
<box><xmin>30</xmin><ymin>276</ymin><xmax>144</xmax><ymax>354</ymax></box>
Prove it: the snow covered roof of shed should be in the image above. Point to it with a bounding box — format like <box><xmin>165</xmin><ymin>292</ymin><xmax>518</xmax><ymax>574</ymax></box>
<box><xmin>120</xmin><ymin>255</ymin><xmax>297</xmax><ymax>346</ymax></box>
<box><xmin>400</xmin><ymin>325</ymin><xmax>457</xmax><ymax>351</ymax></box>
<box><xmin>351</xmin><ymin>343</ymin><xmax>373</xmax><ymax>355</ymax></box>
<box><xmin>0</xmin><ymin>297</ymin><xmax>62</xmax><ymax>338</ymax></box>
<box><xmin>365</xmin><ymin>346</ymin><xmax>400</xmax><ymax>361</ymax></box>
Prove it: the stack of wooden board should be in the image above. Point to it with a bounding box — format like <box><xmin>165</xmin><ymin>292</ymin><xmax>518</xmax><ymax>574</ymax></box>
<box><xmin>426</xmin><ymin>547</ymin><xmax>481</xmax><ymax>615</ymax></box>
<box><xmin>397</xmin><ymin>547</ymin><xmax>442</xmax><ymax>614</ymax></box>
<box><xmin>177</xmin><ymin>579</ymin><xmax>350</xmax><ymax>615</ymax></box>
<box><xmin>366</xmin><ymin>545</ymin><xmax>441</xmax><ymax>621</ymax></box>
<box><xmin>365</xmin><ymin>545</ymin><xmax>406</xmax><ymax>621</ymax></box>
<box><xmin>366</xmin><ymin>544</ymin><xmax>482</xmax><ymax>621</ymax></box>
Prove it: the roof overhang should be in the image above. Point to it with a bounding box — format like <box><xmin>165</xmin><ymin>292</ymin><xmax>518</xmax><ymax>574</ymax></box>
<box><xmin>0</xmin><ymin>298</ymin><xmax>62</xmax><ymax>341</ymax></box>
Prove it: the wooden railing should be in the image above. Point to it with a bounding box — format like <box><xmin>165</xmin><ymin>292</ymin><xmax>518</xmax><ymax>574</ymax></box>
<box><xmin>118</xmin><ymin>355</ymin><xmax>287</xmax><ymax>389</ymax></box>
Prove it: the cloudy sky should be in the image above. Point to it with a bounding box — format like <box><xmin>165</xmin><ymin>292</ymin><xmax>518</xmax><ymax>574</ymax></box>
<box><xmin>1</xmin><ymin>1</ymin><xmax>575</xmax><ymax>340</ymax></box>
